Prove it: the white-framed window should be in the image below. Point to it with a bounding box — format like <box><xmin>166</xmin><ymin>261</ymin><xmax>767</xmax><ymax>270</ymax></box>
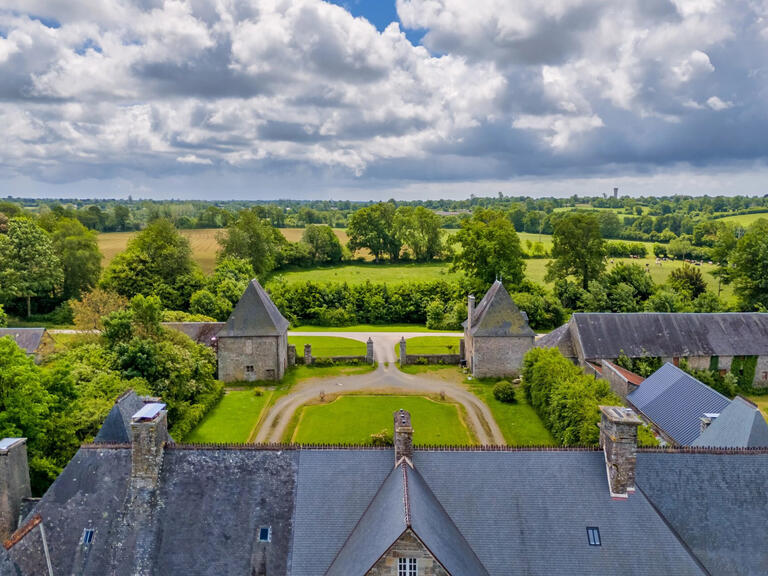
<box><xmin>398</xmin><ymin>557</ymin><xmax>417</xmax><ymax>576</ymax></box>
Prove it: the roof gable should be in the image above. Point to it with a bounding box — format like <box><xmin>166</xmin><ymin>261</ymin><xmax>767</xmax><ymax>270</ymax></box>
<box><xmin>0</xmin><ymin>328</ymin><xmax>46</xmax><ymax>354</ymax></box>
<box><xmin>93</xmin><ymin>390</ymin><xmax>146</xmax><ymax>444</ymax></box>
<box><xmin>466</xmin><ymin>281</ymin><xmax>535</xmax><ymax>338</ymax></box>
<box><xmin>219</xmin><ymin>279</ymin><xmax>289</xmax><ymax>337</ymax></box>
<box><xmin>628</xmin><ymin>363</ymin><xmax>731</xmax><ymax>445</ymax></box>
<box><xmin>693</xmin><ymin>396</ymin><xmax>768</xmax><ymax>448</ymax></box>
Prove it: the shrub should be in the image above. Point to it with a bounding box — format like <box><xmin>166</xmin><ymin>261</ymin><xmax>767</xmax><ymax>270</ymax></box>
<box><xmin>0</xmin><ymin>304</ymin><xmax>6</xmax><ymax>327</ymax></box>
<box><xmin>493</xmin><ymin>380</ymin><xmax>516</xmax><ymax>403</ymax></box>
<box><xmin>370</xmin><ymin>428</ymin><xmax>394</xmax><ymax>446</ymax></box>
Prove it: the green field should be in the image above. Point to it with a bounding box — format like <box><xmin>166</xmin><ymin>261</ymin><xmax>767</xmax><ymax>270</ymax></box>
<box><xmin>291</xmin><ymin>395</ymin><xmax>472</xmax><ymax>444</ymax></box>
<box><xmin>714</xmin><ymin>213</ymin><xmax>768</xmax><ymax>227</ymax></box>
<box><xmin>184</xmin><ymin>389</ymin><xmax>272</xmax><ymax>443</ymax></box>
<box><xmin>290</xmin><ymin>324</ymin><xmax>458</xmax><ymax>333</ymax></box>
<box><xmin>469</xmin><ymin>381</ymin><xmax>555</xmax><ymax>445</ymax></box>
<box><xmin>745</xmin><ymin>395</ymin><xmax>768</xmax><ymax>422</ymax></box>
<box><xmin>287</xmin><ymin>335</ymin><xmax>365</xmax><ymax>357</ymax></box>
<box><xmin>269</xmin><ymin>261</ymin><xmax>461</xmax><ymax>285</ymax></box>
<box><xmin>398</xmin><ymin>336</ymin><xmax>462</xmax><ymax>357</ymax></box>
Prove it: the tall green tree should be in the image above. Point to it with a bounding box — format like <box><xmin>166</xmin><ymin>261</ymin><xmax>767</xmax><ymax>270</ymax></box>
<box><xmin>51</xmin><ymin>218</ymin><xmax>102</xmax><ymax>300</ymax></box>
<box><xmin>451</xmin><ymin>209</ymin><xmax>525</xmax><ymax>286</ymax></box>
<box><xmin>101</xmin><ymin>218</ymin><xmax>203</xmax><ymax>310</ymax></box>
<box><xmin>218</xmin><ymin>208</ymin><xmax>284</xmax><ymax>275</ymax></box>
<box><xmin>0</xmin><ymin>218</ymin><xmax>64</xmax><ymax>316</ymax></box>
<box><xmin>346</xmin><ymin>202</ymin><xmax>401</xmax><ymax>261</ymax></box>
<box><xmin>710</xmin><ymin>222</ymin><xmax>738</xmax><ymax>295</ymax></box>
<box><xmin>546</xmin><ymin>213</ymin><xmax>606</xmax><ymax>290</ymax></box>
<box><xmin>393</xmin><ymin>206</ymin><xmax>443</xmax><ymax>261</ymax></box>
<box><xmin>302</xmin><ymin>224</ymin><xmax>344</xmax><ymax>263</ymax></box>
<box><xmin>731</xmin><ymin>219</ymin><xmax>768</xmax><ymax>310</ymax></box>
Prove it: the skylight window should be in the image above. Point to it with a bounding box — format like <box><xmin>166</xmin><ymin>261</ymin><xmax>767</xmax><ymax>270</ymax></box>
<box><xmin>587</xmin><ymin>527</ymin><xmax>601</xmax><ymax>546</ymax></box>
<box><xmin>82</xmin><ymin>529</ymin><xmax>94</xmax><ymax>545</ymax></box>
<box><xmin>258</xmin><ymin>526</ymin><xmax>271</xmax><ymax>543</ymax></box>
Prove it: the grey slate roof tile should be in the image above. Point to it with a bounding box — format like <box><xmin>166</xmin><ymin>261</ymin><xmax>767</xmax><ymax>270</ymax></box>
<box><xmin>0</xmin><ymin>329</ymin><xmax>46</xmax><ymax>354</ymax></box>
<box><xmin>93</xmin><ymin>390</ymin><xmax>146</xmax><ymax>444</ymax></box>
<box><xmin>463</xmin><ymin>281</ymin><xmax>535</xmax><ymax>338</ymax></box>
<box><xmin>693</xmin><ymin>396</ymin><xmax>768</xmax><ymax>448</ymax></box>
<box><xmin>219</xmin><ymin>279</ymin><xmax>289</xmax><ymax>337</ymax></box>
<box><xmin>628</xmin><ymin>363</ymin><xmax>731</xmax><ymax>445</ymax></box>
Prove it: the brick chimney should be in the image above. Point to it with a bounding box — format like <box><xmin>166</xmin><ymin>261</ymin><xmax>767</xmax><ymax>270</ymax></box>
<box><xmin>599</xmin><ymin>406</ymin><xmax>641</xmax><ymax>499</ymax></box>
<box><xmin>131</xmin><ymin>403</ymin><xmax>169</xmax><ymax>489</ymax></box>
<box><xmin>0</xmin><ymin>438</ymin><xmax>32</xmax><ymax>540</ymax></box>
<box><xmin>394</xmin><ymin>410</ymin><xmax>413</xmax><ymax>465</ymax></box>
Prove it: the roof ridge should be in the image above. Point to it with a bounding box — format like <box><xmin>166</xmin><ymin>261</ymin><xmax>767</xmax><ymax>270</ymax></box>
<box><xmin>402</xmin><ymin>463</ymin><xmax>411</xmax><ymax>526</ymax></box>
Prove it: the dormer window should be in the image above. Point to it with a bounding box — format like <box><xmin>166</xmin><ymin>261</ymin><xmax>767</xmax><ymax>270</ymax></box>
<box><xmin>398</xmin><ymin>557</ymin><xmax>417</xmax><ymax>576</ymax></box>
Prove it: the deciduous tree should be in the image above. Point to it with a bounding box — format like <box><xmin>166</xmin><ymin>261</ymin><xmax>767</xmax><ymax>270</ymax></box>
<box><xmin>546</xmin><ymin>213</ymin><xmax>606</xmax><ymax>290</ymax></box>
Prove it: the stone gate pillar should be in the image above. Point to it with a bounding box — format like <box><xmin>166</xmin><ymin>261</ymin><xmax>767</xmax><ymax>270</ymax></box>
<box><xmin>304</xmin><ymin>344</ymin><xmax>312</xmax><ymax>366</ymax></box>
<box><xmin>287</xmin><ymin>344</ymin><xmax>296</xmax><ymax>367</ymax></box>
<box><xmin>399</xmin><ymin>337</ymin><xmax>407</xmax><ymax>366</ymax></box>
<box><xmin>366</xmin><ymin>338</ymin><xmax>374</xmax><ymax>364</ymax></box>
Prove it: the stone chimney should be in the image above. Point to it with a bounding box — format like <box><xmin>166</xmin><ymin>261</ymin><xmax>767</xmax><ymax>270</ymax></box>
<box><xmin>394</xmin><ymin>410</ymin><xmax>413</xmax><ymax>465</ymax></box>
<box><xmin>599</xmin><ymin>406</ymin><xmax>641</xmax><ymax>499</ymax></box>
<box><xmin>131</xmin><ymin>403</ymin><xmax>169</xmax><ymax>489</ymax></box>
<box><xmin>467</xmin><ymin>294</ymin><xmax>475</xmax><ymax>331</ymax></box>
<box><xmin>0</xmin><ymin>438</ymin><xmax>32</xmax><ymax>540</ymax></box>
<box><xmin>700</xmin><ymin>413</ymin><xmax>719</xmax><ymax>435</ymax></box>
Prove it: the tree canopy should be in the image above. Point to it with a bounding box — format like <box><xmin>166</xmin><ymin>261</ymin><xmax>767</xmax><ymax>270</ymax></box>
<box><xmin>546</xmin><ymin>213</ymin><xmax>606</xmax><ymax>290</ymax></box>
<box><xmin>731</xmin><ymin>219</ymin><xmax>768</xmax><ymax>310</ymax></box>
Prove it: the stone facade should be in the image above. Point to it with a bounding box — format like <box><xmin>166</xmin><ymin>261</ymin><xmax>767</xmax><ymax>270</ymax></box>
<box><xmin>469</xmin><ymin>335</ymin><xmax>533</xmax><ymax>378</ymax></box>
<box><xmin>218</xmin><ymin>333</ymin><xmax>288</xmax><ymax>382</ymax></box>
<box><xmin>599</xmin><ymin>406</ymin><xmax>641</xmax><ymax>498</ymax></box>
<box><xmin>394</xmin><ymin>410</ymin><xmax>413</xmax><ymax>463</ymax></box>
<box><xmin>367</xmin><ymin>529</ymin><xmax>448</xmax><ymax>576</ymax></box>
<box><xmin>130</xmin><ymin>408</ymin><xmax>169</xmax><ymax>490</ymax></box>
<box><xmin>0</xmin><ymin>439</ymin><xmax>31</xmax><ymax>540</ymax></box>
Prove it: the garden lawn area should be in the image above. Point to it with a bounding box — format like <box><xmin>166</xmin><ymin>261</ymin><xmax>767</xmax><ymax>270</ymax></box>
<box><xmin>469</xmin><ymin>381</ymin><xmax>555</xmax><ymax>445</ymax></box>
<box><xmin>291</xmin><ymin>395</ymin><xmax>472</xmax><ymax>445</ymax></box>
<box><xmin>184</xmin><ymin>389</ymin><xmax>272</xmax><ymax>443</ymax></box>
<box><xmin>290</xmin><ymin>324</ymin><xmax>457</xmax><ymax>333</ymax></box>
<box><xmin>287</xmin><ymin>335</ymin><xmax>365</xmax><ymax>357</ymax></box>
<box><xmin>268</xmin><ymin>261</ymin><xmax>462</xmax><ymax>285</ymax></box>
<box><xmin>745</xmin><ymin>395</ymin><xmax>768</xmax><ymax>421</ymax></box>
<box><xmin>398</xmin><ymin>336</ymin><xmax>462</xmax><ymax>358</ymax></box>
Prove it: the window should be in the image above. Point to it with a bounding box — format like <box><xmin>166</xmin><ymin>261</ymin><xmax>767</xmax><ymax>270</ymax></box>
<box><xmin>82</xmin><ymin>529</ymin><xmax>95</xmax><ymax>545</ymax></box>
<box><xmin>587</xmin><ymin>527</ymin><xmax>601</xmax><ymax>546</ymax></box>
<box><xmin>398</xmin><ymin>558</ymin><xmax>417</xmax><ymax>576</ymax></box>
<box><xmin>245</xmin><ymin>365</ymin><xmax>255</xmax><ymax>373</ymax></box>
<box><xmin>258</xmin><ymin>526</ymin><xmax>271</xmax><ymax>543</ymax></box>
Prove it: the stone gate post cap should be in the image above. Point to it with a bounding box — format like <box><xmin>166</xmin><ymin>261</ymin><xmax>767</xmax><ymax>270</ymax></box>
<box><xmin>599</xmin><ymin>405</ymin><xmax>642</xmax><ymax>425</ymax></box>
<box><xmin>394</xmin><ymin>409</ymin><xmax>412</xmax><ymax>428</ymax></box>
<box><xmin>0</xmin><ymin>438</ymin><xmax>26</xmax><ymax>453</ymax></box>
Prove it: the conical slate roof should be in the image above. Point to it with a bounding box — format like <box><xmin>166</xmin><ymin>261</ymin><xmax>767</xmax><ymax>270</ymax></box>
<box><xmin>219</xmin><ymin>279</ymin><xmax>289</xmax><ymax>337</ymax></box>
<box><xmin>464</xmin><ymin>280</ymin><xmax>535</xmax><ymax>338</ymax></box>
<box><xmin>94</xmin><ymin>390</ymin><xmax>146</xmax><ymax>443</ymax></box>
<box><xmin>324</xmin><ymin>462</ymin><xmax>488</xmax><ymax>576</ymax></box>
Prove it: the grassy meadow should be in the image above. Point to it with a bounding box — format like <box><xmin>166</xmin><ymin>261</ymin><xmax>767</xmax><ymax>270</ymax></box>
<box><xmin>184</xmin><ymin>389</ymin><xmax>272</xmax><ymax>443</ymax></box>
<box><xmin>287</xmin><ymin>335</ymin><xmax>365</xmax><ymax>357</ymax></box>
<box><xmin>270</xmin><ymin>261</ymin><xmax>462</xmax><ymax>284</ymax></box>
<box><xmin>714</xmin><ymin>212</ymin><xmax>768</xmax><ymax>227</ymax></box>
<box><xmin>290</xmin><ymin>324</ymin><xmax>457</xmax><ymax>333</ymax></box>
<box><xmin>290</xmin><ymin>395</ymin><xmax>473</xmax><ymax>445</ymax></box>
<box><xmin>399</xmin><ymin>336</ymin><xmax>462</xmax><ymax>357</ymax></box>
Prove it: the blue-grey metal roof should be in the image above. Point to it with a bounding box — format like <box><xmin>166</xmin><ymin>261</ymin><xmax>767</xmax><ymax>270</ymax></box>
<box><xmin>637</xmin><ymin>451</ymin><xmax>768</xmax><ymax>576</ymax></box>
<box><xmin>571</xmin><ymin>312</ymin><xmax>768</xmax><ymax>359</ymax></box>
<box><xmin>693</xmin><ymin>396</ymin><xmax>768</xmax><ymax>448</ymax></box>
<box><xmin>463</xmin><ymin>281</ymin><xmax>535</xmax><ymax>338</ymax></box>
<box><xmin>219</xmin><ymin>279</ymin><xmax>289</xmax><ymax>337</ymax></box>
<box><xmin>628</xmin><ymin>363</ymin><xmax>731</xmax><ymax>446</ymax></box>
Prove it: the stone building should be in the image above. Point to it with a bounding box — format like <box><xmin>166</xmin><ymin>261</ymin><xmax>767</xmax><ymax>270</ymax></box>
<box><xmin>216</xmin><ymin>279</ymin><xmax>290</xmax><ymax>382</ymax></box>
<box><xmin>3</xmin><ymin>405</ymin><xmax>768</xmax><ymax>575</ymax></box>
<box><xmin>0</xmin><ymin>328</ymin><xmax>55</xmax><ymax>364</ymax></box>
<box><xmin>463</xmin><ymin>280</ymin><xmax>535</xmax><ymax>378</ymax></box>
<box><xmin>537</xmin><ymin>312</ymin><xmax>768</xmax><ymax>388</ymax></box>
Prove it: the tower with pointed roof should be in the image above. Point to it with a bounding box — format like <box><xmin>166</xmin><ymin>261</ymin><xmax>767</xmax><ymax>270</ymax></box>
<box><xmin>217</xmin><ymin>279</ymin><xmax>290</xmax><ymax>382</ymax></box>
<box><xmin>463</xmin><ymin>280</ymin><xmax>535</xmax><ymax>378</ymax></box>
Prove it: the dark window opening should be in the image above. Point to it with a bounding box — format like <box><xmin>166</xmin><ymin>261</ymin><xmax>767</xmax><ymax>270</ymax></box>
<box><xmin>587</xmin><ymin>527</ymin><xmax>601</xmax><ymax>546</ymax></box>
<box><xmin>82</xmin><ymin>529</ymin><xmax>95</xmax><ymax>545</ymax></box>
<box><xmin>258</xmin><ymin>526</ymin><xmax>271</xmax><ymax>543</ymax></box>
<box><xmin>245</xmin><ymin>365</ymin><xmax>255</xmax><ymax>373</ymax></box>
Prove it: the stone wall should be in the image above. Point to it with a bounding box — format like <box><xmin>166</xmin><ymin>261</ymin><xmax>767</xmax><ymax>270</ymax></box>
<box><xmin>754</xmin><ymin>356</ymin><xmax>768</xmax><ymax>388</ymax></box>
<box><xmin>471</xmin><ymin>335</ymin><xmax>534</xmax><ymax>378</ymax></box>
<box><xmin>0</xmin><ymin>439</ymin><xmax>31</xmax><ymax>540</ymax></box>
<box><xmin>367</xmin><ymin>529</ymin><xmax>448</xmax><ymax>576</ymax></box>
<box><xmin>402</xmin><ymin>354</ymin><xmax>461</xmax><ymax>366</ymax></box>
<box><xmin>217</xmin><ymin>335</ymin><xmax>285</xmax><ymax>382</ymax></box>
<box><xmin>600</xmin><ymin>361</ymin><xmax>640</xmax><ymax>401</ymax></box>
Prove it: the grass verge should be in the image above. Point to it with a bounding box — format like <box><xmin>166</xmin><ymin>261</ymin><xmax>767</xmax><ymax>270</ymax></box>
<box><xmin>396</xmin><ymin>336</ymin><xmax>462</xmax><ymax>358</ymax></box>
<box><xmin>290</xmin><ymin>324</ymin><xmax>458</xmax><ymax>333</ymax></box>
<box><xmin>287</xmin><ymin>335</ymin><xmax>365</xmax><ymax>357</ymax></box>
<box><xmin>184</xmin><ymin>389</ymin><xmax>273</xmax><ymax>443</ymax></box>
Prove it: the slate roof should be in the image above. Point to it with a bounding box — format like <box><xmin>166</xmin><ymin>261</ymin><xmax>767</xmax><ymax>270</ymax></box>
<box><xmin>325</xmin><ymin>462</ymin><xmax>488</xmax><ymax>576</ymax></box>
<box><xmin>93</xmin><ymin>390</ymin><xmax>147</xmax><ymax>444</ymax></box>
<box><xmin>0</xmin><ymin>328</ymin><xmax>46</xmax><ymax>354</ymax></box>
<box><xmin>0</xmin><ymin>548</ymin><xmax>16</xmax><ymax>576</ymax></box>
<box><xmin>627</xmin><ymin>363</ymin><xmax>731</xmax><ymax>446</ymax></box>
<box><xmin>463</xmin><ymin>281</ymin><xmax>535</xmax><ymax>338</ymax></box>
<box><xmin>692</xmin><ymin>396</ymin><xmax>768</xmax><ymax>448</ymax></box>
<box><xmin>602</xmin><ymin>360</ymin><xmax>645</xmax><ymax>386</ymax></box>
<box><xmin>571</xmin><ymin>312</ymin><xmax>768</xmax><ymax>360</ymax></box>
<box><xmin>636</xmin><ymin>452</ymin><xmax>768</xmax><ymax>576</ymax></box>
<box><xmin>161</xmin><ymin>322</ymin><xmax>224</xmax><ymax>347</ymax></box>
<box><xmin>535</xmin><ymin>322</ymin><xmax>576</xmax><ymax>358</ymax></box>
<box><xmin>218</xmin><ymin>279</ymin><xmax>289</xmax><ymax>338</ymax></box>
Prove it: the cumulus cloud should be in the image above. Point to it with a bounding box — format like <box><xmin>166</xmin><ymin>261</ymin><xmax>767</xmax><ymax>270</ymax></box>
<box><xmin>0</xmin><ymin>0</ymin><xmax>766</xmax><ymax>196</ymax></box>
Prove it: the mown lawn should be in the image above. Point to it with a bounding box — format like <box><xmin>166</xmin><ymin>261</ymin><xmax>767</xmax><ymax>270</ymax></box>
<box><xmin>745</xmin><ymin>395</ymin><xmax>768</xmax><ymax>421</ymax></box>
<box><xmin>469</xmin><ymin>381</ymin><xmax>555</xmax><ymax>446</ymax></box>
<box><xmin>184</xmin><ymin>389</ymin><xmax>272</xmax><ymax>443</ymax></box>
<box><xmin>291</xmin><ymin>395</ymin><xmax>472</xmax><ymax>445</ymax></box>
<box><xmin>397</xmin><ymin>336</ymin><xmax>462</xmax><ymax>358</ymax></box>
<box><xmin>291</xmin><ymin>324</ymin><xmax>457</xmax><ymax>333</ymax></box>
<box><xmin>287</xmin><ymin>335</ymin><xmax>365</xmax><ymax>357</ymax></box>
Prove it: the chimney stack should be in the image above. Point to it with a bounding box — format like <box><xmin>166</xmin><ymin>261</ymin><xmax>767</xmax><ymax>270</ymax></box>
<box><xmin>599</xmin><ymin>406</ymin><xmax>641</xmax><ymax>499</ymax></box>
<box><xmin>131</xmin><ymin>403</ymin><xmax>169</xmax><ymax>489</ymax></box>
<box><xmin>394</xmin><ymin>410</ymin><xmax>413</xmax><ymax>465</ymax></box>
<box><xmin>0</xmin><ymin>438</ymin><xmax>32</xmax><ymax>540</ymax></box>
<box><xmin>700</xmin><ymin>413</ymin><xmax>719</xmax><ymax>435</ymax></box>
<box><xmin>467</xmin><ymin>294</ymin><xmax>475</xmax><ymax>331</ymax></box>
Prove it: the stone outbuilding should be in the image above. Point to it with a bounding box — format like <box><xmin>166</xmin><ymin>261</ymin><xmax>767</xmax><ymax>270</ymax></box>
<box><xmin>463</xmin><ymin>280</ymin><xmax>535</xmax><ymax>378</ymax></box>
<box><xmin>216</xmin><ymin>279</ymin><xmax>289</xmax><ymax>382</ymax></box>
<box><xmin>0</xmin><ymin>328</ymin><xmax>55</xmax><ymax>364</ymax></box>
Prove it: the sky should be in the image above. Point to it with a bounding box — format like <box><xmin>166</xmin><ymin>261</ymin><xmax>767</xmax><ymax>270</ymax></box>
<box><xmin>1</xmin><ymin>0</ymin><xmax>767</xmax><ymax>200</ymax></box>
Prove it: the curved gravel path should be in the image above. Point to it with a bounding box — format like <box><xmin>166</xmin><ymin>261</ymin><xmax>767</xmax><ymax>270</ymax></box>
<box><xmin>254</xmin><ymin>332</ymin><xmax>504</xmax><ymax>445</ymax></box>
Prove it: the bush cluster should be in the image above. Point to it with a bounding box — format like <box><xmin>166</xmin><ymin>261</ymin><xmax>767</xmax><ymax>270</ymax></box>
<box><xmin>521</xmin><ymin>348</ymin><xmax>622</xmax><ymax>445</ymax></box>
<box><xmin>492</xmin><ymin>381</ymin><xmax>516</xmax><ymax>403</ymax></box>
<box><xmin>605</xmin><ymin>241</ymin><xmax>648</xmax><ymax>258</ymax></box>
